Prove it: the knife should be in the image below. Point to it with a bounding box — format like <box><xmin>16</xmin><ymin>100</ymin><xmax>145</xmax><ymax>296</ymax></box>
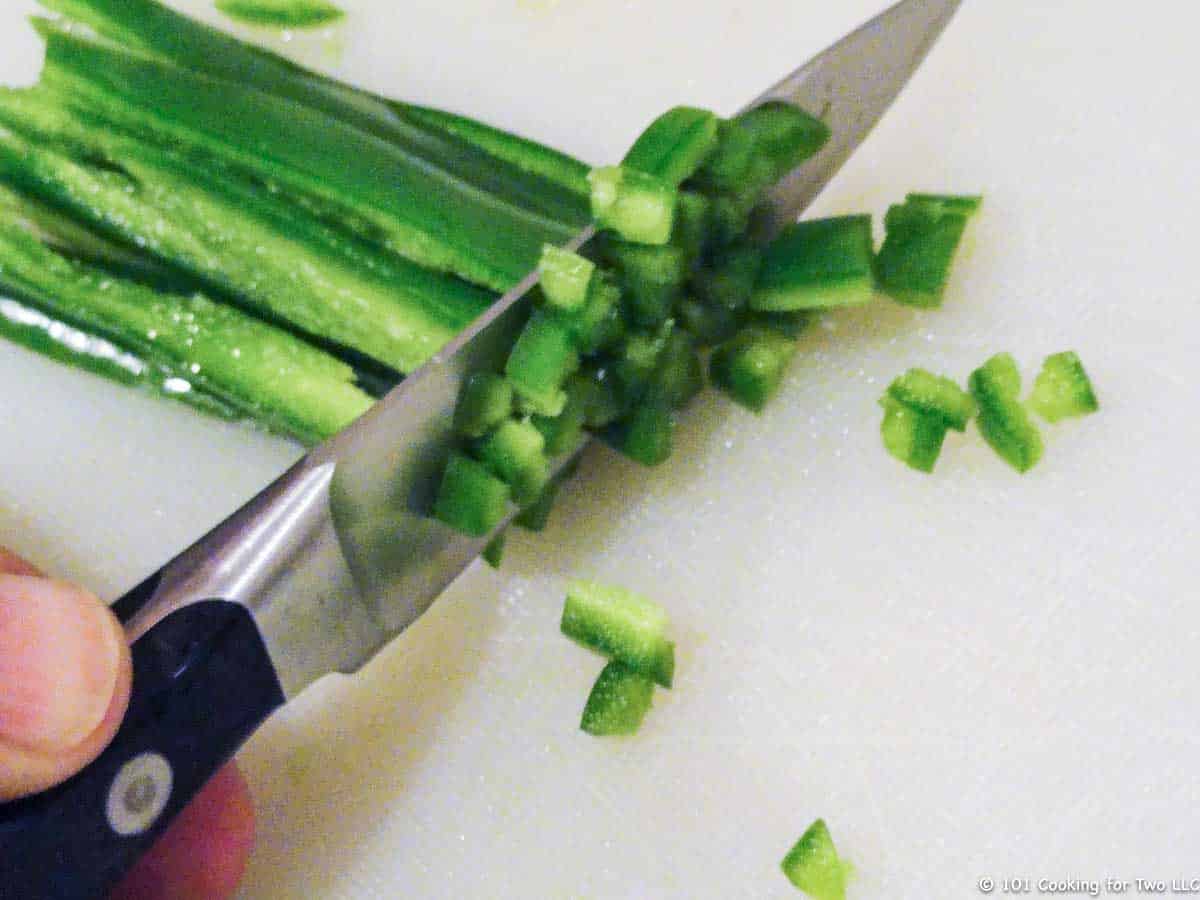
<box><xmin>0</xmin><ymin>0</ymin><xmax>959</xmax><ymax>895</ymax></box>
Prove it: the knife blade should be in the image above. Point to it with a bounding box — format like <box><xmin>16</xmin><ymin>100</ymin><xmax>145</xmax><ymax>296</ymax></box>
<box><xmin>0</xmin><ymin>0</ymin><xmax>959</xmax><ymax>895</ymax></box>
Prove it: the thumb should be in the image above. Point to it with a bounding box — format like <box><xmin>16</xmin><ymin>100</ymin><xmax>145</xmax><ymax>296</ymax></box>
<box><xmin>0</xmin><ymin>569</ymin><xmax>132</xmax><ymax>801</ymax></box>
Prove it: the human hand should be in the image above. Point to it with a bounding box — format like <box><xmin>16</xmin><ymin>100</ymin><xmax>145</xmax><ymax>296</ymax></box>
<box><xmin>0</xmin><ymin>547</ymin><xmax>256</xmax><ymax>899</ymax></box>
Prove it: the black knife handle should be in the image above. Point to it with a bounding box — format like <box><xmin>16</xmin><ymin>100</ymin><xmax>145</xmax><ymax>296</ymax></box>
<box><xmin>0</xmin><ymin>585</ymin><xmax>284</xmax><ymax>900</ymax></box>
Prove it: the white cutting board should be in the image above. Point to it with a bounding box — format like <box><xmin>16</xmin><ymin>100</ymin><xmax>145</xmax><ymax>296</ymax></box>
<box><xmin>2</xmin><ymin>1</ymin><xmax>1199</xmax><ymax>897</ymax></box>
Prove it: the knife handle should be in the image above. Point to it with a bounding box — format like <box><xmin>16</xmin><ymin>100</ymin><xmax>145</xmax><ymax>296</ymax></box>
<box><xmin>0</xmin><ymin>582</ymin><xmax>284</xmax><ymax>900</ymax></box>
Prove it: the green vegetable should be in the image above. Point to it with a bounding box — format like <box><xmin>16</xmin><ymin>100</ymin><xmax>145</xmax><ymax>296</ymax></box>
<box><xmin>694</xmin><ymin>241</ymin><xmax>763</xmax><ymax>311</ymax></box>
<box><xmin>433</xmin><ymin>453</ymin><xmax>511</xmax><ymax>537</ymax></box>
<box><xmin>533</xmin><ymin>374</ymin><xmax>589</xmax><ymax>456</ymax></box>
<box><xmin>36</xmin><ymin>24</ymin><xmax>578</xmax><ymax>292</ymax></box>
<box><xmin>34</xmin><ymin>0</ymin><xmax>418</xmax><ymax>133</ymax></box>
<box><xmin>612</xmin><ymin>399</ymin><xmax>674</xmax><ymax>467</ymax></box>
<box><xmin>675</xmin><ymin>295</ymin><xmax>739</xmax><ymax>347</ymax></box>
<box><xmin>969</xmin><ymin>353</ymin><xmax>1044</xmax><ymax>473</ymax></box>
<box><xmin>482</xmin><ymin>532</ymin><xmax>506</xmax><ymax>569</ymax></box>
<box><xmin>672</xmin><ymin>191</ymin><xmax>712</xmax><ymax>264</ymax></box>
<box><xmin>580</xmin><ymin>661</ymin><xmax>655</xmax><ymax>736</ymax></box>
<box><xmin>710</xmin><ymin>325</ymin><xmax>797</xmax><ymax>412</ymax></box>
<box><xmin>38</xmin><ymin>0</ymin><xmax>368</xmax><ymax>119</ymax></box>
<box><xmin>538</xmin><ymin>245</ymin><xmax>595</xmax><ymax>312</ymax></box>
<box><xmin>780</xmin><ymin>819</ymin><xmax>854</xmax><ymax>900</ymax></box>
<box><xmin>0</xmin><ymin>4</ymin><xmax>982</xmax><ymax>538</ymax></box>
<box><xmin>607</xmin><ymin>241</ymin><xmax>689</xmax><ymax>327</ymax></box>
<box><xmin>215</xmin><ymin>0</ymin><xmax>345</xmax><ymax>28</ymax></box>
<box><xmin>588</xmin><ymin>166</ymin><xmax>677</xmax><ymax>246</ymax></box>
<box><xmin>746</xmin><ymin>309</ymin><xmax>813</xmax><ymax>339</ymax></box>
<box><xmin>513</xmin><ymin>477</ymin><xmax>562</xmax><ymax>532</ymax></box>
<box><xmin>693</xmin><ymin>102</ymin><xmax>829</xmax><ymax>231</ymax></box>
<box><xmin>981</xmin><ymin>350</ymin><xmax>1021</xmax><ymax>397</ymax></box>
<box><xmin>552</xmin><ymin>273</ymin><xmax>625</xmax><ymax>355</ymax></box>
<box><xmin>0</xmin><ymin>292</ymin><xmax>238</xmax><ymax>420</ymax></box>
<box><xmin>0</xmin><ymin>5</ymin><xmax>951</xmax><ymax>478</ymax></box>
<box><xmin>648</xmin><ymin>329</ymin><xmax>704</xmax><ymax>409</ymax></box>
<box><xmin>622</xmin><ymin>106</ymin><xmax>720</xmax><ymax>186</ymax></box>
<box><xmin>38</xmin><ymin>0</ymin><xmax>590</xmax><ymax>225</ymax></box>
<box><xmin>879</xmin><ymin>395</ymin><xmax>948</xmax><ymax>473</ymax></box>
<box><xmin>733</xmin><ymin>101</ymin><xmax>831</xmax><ymax>187</ymax></box>
<box><xmin>707</xmin><ymin>191</ymin><xmax>759</xmax><ymax>248</ymax></box>
<box><xmin>561</xmin><ymin>580</ymin><xmax>675</xmax><ymax>688</ymax></box>
<box><xmin>453</xmin><ymin>373</ymin><xmax>514</xmax><ymax>439</ymax></box>
<box><xmin>575</xmin><ymin>363</ymin><xmax>628</xmax><ymax>429</ymax></box>
<box><xmin>905</xmin><ymin>193</ymin><xmax>983</xmax><ymax>216</ymax></box>
<box><xmin>505</xmin><ymin>312</ymin><xmax>580</xmax><ymax>417</ymax></box>
<box><xmin>875</xmin><ymin>193</ymin><xmax>982</xmax><ymax>307</ymax></box>
<box><xmin>0</xmin><ymin>106</ymin><xmax>489</xmax><ymax>373</ymax></box>
<box><xmin>391</xmin><ymin>102</ymin><xmax>592</xmax><ymax>198</ymax></box>
<box><xmin>1029</xmin><ymin>350</ymin><xmax>1099</xmax><ymax>422</ymax></box>
<box><xmin>474</xmin><ymin>418</ymin><xmax>551</xmax><ymax>506</ymax></box>
<box><xmin>612</xmin><ymin>323</ymin><xmax>675</xmax><ymax>402</ymax></box>
<box><xmin>886</xmin><ymin>368</ymin><xmax>975</xmax><ymax>431</ymax></box>
<box><xmin>0</xmin><ymin>222</ymin><xmax>371</xmax><ymax>443</ymax></box>
<box><xmin>751</xmin><ymin>215</ymin><xmax>875</xmax><ymax>312</ymax></box>
<box><xmin>0</xmin><ymin>182</ymin><xmax>155</xmax><ymax>275</ymax></box>
<box><xmin>515</xmin><ymin>456</ymin><xmax>580</xmax><ymax>531</ymax></box>
<box><xmin>695</xmin><ymin>119</ymin><xmax>758</xmax><ymax>193</ymax></box>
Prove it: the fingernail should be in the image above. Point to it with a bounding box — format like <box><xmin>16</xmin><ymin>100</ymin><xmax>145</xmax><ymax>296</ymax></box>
<box><xmin>0</xmin><ymin>575</ymin><xmax>122</xmax><ymax>752</ymax></box>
